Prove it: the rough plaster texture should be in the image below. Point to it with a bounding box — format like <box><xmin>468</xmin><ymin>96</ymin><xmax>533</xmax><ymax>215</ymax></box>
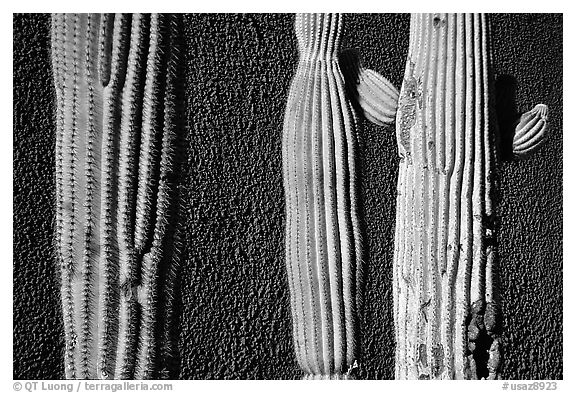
<box><xmin>14</xmin><ymin>14</ymin><xmax>66</xmax><ymax>379</ymax></box>
<box><xmin>13</xmin><ymin>13</ymin><xmax>562</xmax><ymax>380</ymax></box>
<box><xmin>490</xmin><ymin>14</ymin><xmax>563</xmax><ymax>380</ymax></box>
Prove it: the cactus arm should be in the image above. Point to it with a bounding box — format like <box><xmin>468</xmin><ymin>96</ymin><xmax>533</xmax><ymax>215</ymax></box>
<box><xmin>131</xmin><ymin>13</ymin><xmax>168</xmax><ymax>378</ymax></box>
<box><xmin>113</xmin><ymin>13</ymin><xmax>149</xmax><ymax>379</ymax></box>
<box><xmin>339</xmin><ymin>49</ymin><xmax>399</xmax><ymax>126</ymax></box>
<box><xmin>154</xmin><ymin>15</ymin><xmax>186</xmax><ymax>379</ymax></box>
<box><xmin>134</xmin><ymin>14</ymin><xmax>165</xmax><ymax>254</ymax></box>
<box><xmin>135</xmin><ymin>14</ymin><xmax>185</xmax><ymax>379</ymax></box>
<box><xmin>495</xmin><ymin>74</ymin><xmax>549</xmax><ymax>160</ymax></box>
<box><xmin>357</xmin><ymin>69</ymin><xmax>399</xmax><ymax>126</ymax></box>
<box><xmin>98</xmin><ymin>14</ymin><xmax>115</xmax><ymax>87</ymax></box>
<box><xmin>51</xmin><ymin>13</ymin><xmax>184</xmax><ymax>379</ymax></box>
<box><xmin>97</xmin><ymin>13</ymin><xmax>131</xmax><ymax>379</ymax></box>
<box><xmin>512</xmin><ymin>103</ymin><xmax>548</xmax><ymax>158</ymax></box>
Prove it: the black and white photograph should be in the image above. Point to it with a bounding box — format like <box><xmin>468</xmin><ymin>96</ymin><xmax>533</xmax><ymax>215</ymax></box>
<box><xmin>11</xmin><ymin>4</ymin><xmax>566</xmax><ymax>390</ymax></box>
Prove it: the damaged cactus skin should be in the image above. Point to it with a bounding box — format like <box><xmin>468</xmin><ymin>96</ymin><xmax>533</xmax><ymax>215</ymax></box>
<box><xmin>51</xmin><ymin>13</ymin><xmax>185</xmax><ymax>379</ymax></box>
<box><xmin>282</xmin><ymin>13</ymin><xmax>398</xmax><ymax>379</ymax></box>
<box><xmin>392</xmin><ymin>13</ymin><xmax>548</xmax><ymax>380</ymax></box>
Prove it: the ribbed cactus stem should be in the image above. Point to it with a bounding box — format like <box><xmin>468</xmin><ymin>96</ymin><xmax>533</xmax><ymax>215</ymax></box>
<box><xmin>394</xmin><ymin>13</ymin><xmax>500</xmax><ymax>380</ymax></box>
<box><xmin>114</xmin><ymin>13</ymin><xmax>147</xmax><ymax>379</ymax></box>
<box><xmin>283</xmin><ymin>12</ymin><xmax>399</xmax><ymax>379</ymax></box>
<box><xmin>51</xmin><ymin>13</ymin><xmax>184</xmax><ymax>379</ymax></box>
<box><xmin>283</xmin><ymin>13</ymin><xmax>361</xmax><ymax>379</ymax></box>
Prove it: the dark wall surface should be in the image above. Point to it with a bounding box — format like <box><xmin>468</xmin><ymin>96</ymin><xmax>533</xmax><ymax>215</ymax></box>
<box><xmin>13</xmin><ymin>13</ymin><xmax>562</xmax><ymax>380</ymax></box>
<box><xmin>490</xmin><ymin>14</ymin><xmax>563</xmax><ymax>380</ymax></box>
<box><xmin>13</xmin><ymin>14</ymin><xmax>65</xmax><ymax>379</ymax></box>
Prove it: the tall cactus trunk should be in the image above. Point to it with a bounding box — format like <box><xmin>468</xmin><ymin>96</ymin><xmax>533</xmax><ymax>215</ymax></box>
<box><xmin>282</xmin><ymin>13</ymin><xmax>364</xmax><ymax>380</ymax></box>
<box><xmin>393</xmin><ymin>13</ymin><xmax>500</xmax><ymax>380</ymax></box>
<box><xmin>51</xmin><ymin>13</ymin><xmax>185</xmax><ymax>379</ymax></box>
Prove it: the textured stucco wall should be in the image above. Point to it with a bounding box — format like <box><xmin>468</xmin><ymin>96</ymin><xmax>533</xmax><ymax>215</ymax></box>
<box><xmin>13</xmin><ymin>13</ymin><xmax>562</xmax><ymax>380</ymax></box>
<box><xmin>13</xmin><ymin>14</ymin><xmax>65</xmax><ymax>380</ymax></box>
<box><xmin>490</xmin><ymin>14</ymin><xmax>563</xmax><ymax>380</ymax></box>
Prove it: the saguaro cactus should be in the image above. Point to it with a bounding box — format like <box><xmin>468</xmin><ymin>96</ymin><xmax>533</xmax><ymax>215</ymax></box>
<box><xmin>393</xmin><ymin>13</ymin><xmax>548</xmax><ymax>379</ymax></box>
<box><xmin>51</xmin><ymin>13</ymin><xmax>185</xmax><ymax>379</ymax></box>
<box><xmin>282</xmin><ymin>13</ymin><xmax>398</xmax><ymax>379</ymax></box>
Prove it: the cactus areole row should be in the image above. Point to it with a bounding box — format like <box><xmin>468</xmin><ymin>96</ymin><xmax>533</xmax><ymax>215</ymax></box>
<box><xmin>51</xmin><ymin>13</ymin><xmax>185</xmax><ymax>379</ymax></box>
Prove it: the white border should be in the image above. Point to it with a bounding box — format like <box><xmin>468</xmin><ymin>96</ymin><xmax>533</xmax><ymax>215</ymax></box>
<box><xmin>4</xmin><ymin>3</ymin><xmax>570</xmax><ymax>391</ymax></box>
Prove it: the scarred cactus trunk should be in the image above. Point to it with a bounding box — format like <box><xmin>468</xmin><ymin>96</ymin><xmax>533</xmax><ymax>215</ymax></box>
<box><xmin>282</xmin><ymin>13</ymin><xmax>364</xmax><ymax>380</ymax></box>
<box><xmin>51</xmin><ymin>13</ymin><xmax>185</xmax><ymax>379</ymax></box>
<box><xmin>393</xmin><ymin>11</ymin><xmax>551</xmax><ymax>379</ymax></box>
<box><xmin>393</xmin><ymin>13</ymin><xmax>548</xmax><ymax>380</ymax></box>
<box><xmin>393</xmin><ymin>13</ymin><xmax>500</xmax><ymax>380</ymax></box>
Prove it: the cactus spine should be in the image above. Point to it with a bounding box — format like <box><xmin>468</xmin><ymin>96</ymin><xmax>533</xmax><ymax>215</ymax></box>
<box><xmin>282</xmin><ymin>13</ymin><xmax>397</xmax><ymax>379</ymax></box>
<box><xmin>51</xmin><ymin>13</ymin><xmax>185</xmax><ymax>379</ymax></box>
<box><xmin>393</xmin><ymin>13</ymin><xmax>548</xmax><ymax>380</ymax></box>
